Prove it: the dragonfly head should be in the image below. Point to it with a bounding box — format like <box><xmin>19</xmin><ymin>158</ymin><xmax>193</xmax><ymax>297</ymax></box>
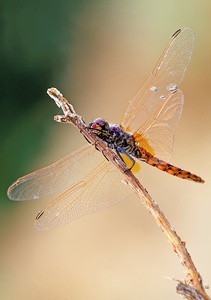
<box><xmin>88</xmin><ymin>118</ymin><xmax>110</xmax><ymax>137</ymax></box>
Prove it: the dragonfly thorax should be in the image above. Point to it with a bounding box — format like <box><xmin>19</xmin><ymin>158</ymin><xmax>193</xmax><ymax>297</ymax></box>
<box><xmin>88</xmin><ymin>118</ymin><xmax>135</xmax><ymax>153</ymax></box>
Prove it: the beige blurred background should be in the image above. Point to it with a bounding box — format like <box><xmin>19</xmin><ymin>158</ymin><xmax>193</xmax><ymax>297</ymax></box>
<box><xmin>1</xmin><ymin>0</ymin><xmax>211</xmax><ymax>299</ymax></box>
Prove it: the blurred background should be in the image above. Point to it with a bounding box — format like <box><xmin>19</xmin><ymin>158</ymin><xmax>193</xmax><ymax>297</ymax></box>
<box><xmin>1</xmin><ymin>0</ymin><xmax>211</xmax><ymax>299</ymax></box>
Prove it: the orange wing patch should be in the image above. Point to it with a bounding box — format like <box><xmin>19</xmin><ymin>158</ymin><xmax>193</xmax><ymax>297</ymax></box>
<box><xmin>133</xmin><ymin>132</ymin><xmax>155</xmax><ymax>156</ymax></box>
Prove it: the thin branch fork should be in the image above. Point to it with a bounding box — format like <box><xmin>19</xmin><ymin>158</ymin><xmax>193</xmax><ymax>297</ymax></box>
<box><xmin>47</xmin><ymin>87</ymin><xmax>210</xmax><ymax>300</ymax></box>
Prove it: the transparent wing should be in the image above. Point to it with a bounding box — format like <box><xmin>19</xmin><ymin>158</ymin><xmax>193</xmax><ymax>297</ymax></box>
<box><xmin>34</xmin><ymin>161</ymin><xmax>133</xmax><ymax>230</ymax></box>
<box><xmin>121</xmin><ymin>27</ymin><xmax>194</xmax><ymax>161</ymax></box>
<box><xmin>7</xmin><ymin>144</ymin><xmax>104</xmax><ymax>200</ymax></box>
<box><xmin>133</xmin><ymin>90</ymin><xmax>184</xmax><ymax>159</ymax></box>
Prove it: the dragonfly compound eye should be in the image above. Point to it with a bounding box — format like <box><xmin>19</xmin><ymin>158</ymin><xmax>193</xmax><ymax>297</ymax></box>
<box><xmin>89</xmin><ymin>118</ymin><xmax>109</xmax><ymax>131</ymax></box>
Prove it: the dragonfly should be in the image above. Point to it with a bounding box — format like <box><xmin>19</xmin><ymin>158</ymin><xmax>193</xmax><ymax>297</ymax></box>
<box><xmin>7</xmin><ymin>27</ymin><xmax>204</xmax><ymax>231</ymax></box>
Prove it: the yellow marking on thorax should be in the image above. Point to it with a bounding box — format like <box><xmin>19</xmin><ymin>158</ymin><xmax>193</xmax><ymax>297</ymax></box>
<box><xmin>121</xmin><ymin>153</ymin><xmax>141</xmax><ymax>174</ymax></box>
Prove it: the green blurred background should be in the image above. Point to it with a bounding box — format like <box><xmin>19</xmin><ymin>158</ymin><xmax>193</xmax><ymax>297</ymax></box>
<box><xmin>1</xmin><ymin>0</ymin><xmax>211</xmax><ymax>299</ymax></box>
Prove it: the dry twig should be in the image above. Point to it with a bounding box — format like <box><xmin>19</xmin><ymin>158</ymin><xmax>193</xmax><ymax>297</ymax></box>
<box><xmin>48</xmin><ymin>87</ymin><xmax>210</xmax><ymax>300</ymax></box>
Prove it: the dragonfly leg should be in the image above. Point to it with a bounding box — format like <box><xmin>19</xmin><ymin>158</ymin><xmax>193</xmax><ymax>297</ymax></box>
<box><xmin>116</xmin><ymin>147</ymin><xmax>135</xmax><ymax>170</ymax></box>
<box><xmin>82</xmin><ymin>132</ymin><xmax>100</xmax><ymax>151</ymax></box>
<box><xmin>101</xmin><ymin>150</ymin><xmax>109</xmax><ymax>161</ymax></box>
<box><xmin>82</xmin><ymin>133</ymin><xmax>92</xmax><ymax>145</ymax></box>
<box><xmin>82</xmin><ymin>132</ymin><xmax>109</xmax><ymax>160</ymax></box>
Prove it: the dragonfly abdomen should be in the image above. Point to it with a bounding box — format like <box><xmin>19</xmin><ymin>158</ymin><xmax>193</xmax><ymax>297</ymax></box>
<box><xmin>133</xmin><ymin>146</ymin><xmax>204</xmax><ymax>183</ymax></box>
<box><xmin>147</xmin><ymin>157</ymin><xmax>204</xmax><ymax>183</ymax></box>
